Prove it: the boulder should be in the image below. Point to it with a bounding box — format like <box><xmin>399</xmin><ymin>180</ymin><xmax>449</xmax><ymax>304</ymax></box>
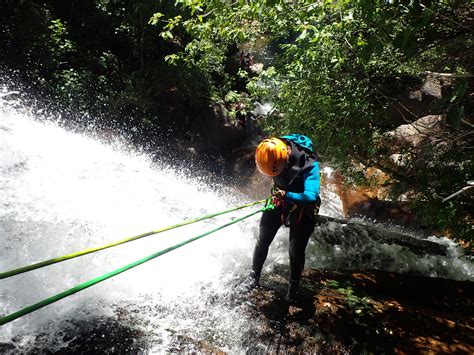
<box><xmin>379</xmin><ymin>114</ymin><xmax>449</xmax><ymax>177</ymax></box>
<box><xmin>422</xmin><ymin>76</ymin><xmax>443</xmax><ymax>99</ymax></box>
<box><xmin>386</xmin><ymin>114</ymin><xmax>445</xmax><ymax>147</ymax></box>
<box><xmin>315</xmin><ymin>214</ymin><xmax>448</xmax><ymax>256</ymax></box>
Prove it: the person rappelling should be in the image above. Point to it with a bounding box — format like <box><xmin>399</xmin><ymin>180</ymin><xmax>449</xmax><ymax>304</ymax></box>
<box><xmin>242</xmin><ymin>134</ymin><xmax>321</xmax><ymax>303</ymax></box>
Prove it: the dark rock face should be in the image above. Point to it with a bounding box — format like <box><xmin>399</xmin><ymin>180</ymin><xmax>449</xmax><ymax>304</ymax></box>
<box><xmin>245</xmin><ymin>267</ymin><xmax>474</xmax><ymax>354</ymax></box>
<box><xmin>2</xmin><ymin>267</ymin><xmax>471</xmax><ymax>353</ymax></box>
<box><xmin>346</xmin><ymin>198</ymin><xmax>418</xmax><ymax>228</ymax></box>
<box><xmin>314</xmin><ymin>214</ymin><xmax>448</xmax><ymax>256</ymax></box>
<box><xmin>196</xmin><ymin>103</ymin><xmax>246</xmax><ymax>152</ymax></box>
<box><xmin>385</xmin><ymin>76</ymin><xmax>454</xmax><ymax>126</ymax></box>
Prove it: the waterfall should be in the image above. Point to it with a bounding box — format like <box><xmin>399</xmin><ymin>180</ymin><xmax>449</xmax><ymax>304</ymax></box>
<box><xmin>0</xmin><ymin>86</ymin><xmax>471</xmax><ymax>353</ymax></box>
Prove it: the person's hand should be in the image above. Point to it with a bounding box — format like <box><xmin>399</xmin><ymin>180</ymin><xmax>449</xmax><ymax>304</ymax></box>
<box><xmin>271</xmin><ymin>187</ymin><xmax>286</xmax><ymax>205</ymax></box>
<box><xmin>273</xmin><ymin>188</ymin><xmax>286</xmax><ymax>199</ymax></box>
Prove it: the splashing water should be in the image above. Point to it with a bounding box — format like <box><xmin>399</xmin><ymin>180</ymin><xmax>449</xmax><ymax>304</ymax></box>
<box><xmin>0</xmin><ymin>87</ymin><xmax>472</xmax><ymax>352</ymax></box>
<box><xmin>0</xmin><ymin>91</ymin><xmax>266</xmax><ymax>351</ymax></box>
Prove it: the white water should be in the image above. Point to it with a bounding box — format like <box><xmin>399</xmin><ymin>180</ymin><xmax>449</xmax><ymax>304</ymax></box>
<box><xmin>0</xmin><ymin>89</ymin><xmax>472</xmax><ymax>352</ymax></box>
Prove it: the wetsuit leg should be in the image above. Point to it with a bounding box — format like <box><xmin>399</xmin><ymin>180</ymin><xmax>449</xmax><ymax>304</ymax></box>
<box><xmin>251</xmin><ymin>206</ymin><xmax>282</xmax><ymax>279</ymax></box>
<box><xmin>288</xmin><ymin>207</ymin><xmax>316</xmax><ymax>283</ymax></box>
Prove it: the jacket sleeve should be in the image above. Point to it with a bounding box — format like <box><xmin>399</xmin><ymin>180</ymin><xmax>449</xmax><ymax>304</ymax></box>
<box><xmin>285</xmin><ymin>162</ymin><xmax>320</xmax><ymax>205</ymax></box>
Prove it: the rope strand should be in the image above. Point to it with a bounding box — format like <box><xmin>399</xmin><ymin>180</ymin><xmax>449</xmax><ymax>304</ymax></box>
<box><xmin>0</xmin><ymin>207</ymin><xmax>266</xmax><ymax>326</ymax></box>
<box><xmin>0</xmin><ymin>199</ymin><xmax>266</xmax><ymax>279</ymax></box>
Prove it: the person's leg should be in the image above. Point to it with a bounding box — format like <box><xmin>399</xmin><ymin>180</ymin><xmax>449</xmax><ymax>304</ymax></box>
<box><xmin>251</xmin><ymin>206</ymin><xmax>282</xmax><ymax>282</ymax></box>
<box><xmin>287</xmin><ymin>206</ymin><xmax>316</xmax><ymax>301</ymax></box>
<box><xmin>240</xmin><ymin>206</ymin><xmax>282</xmax><ymax>291</ymax></box>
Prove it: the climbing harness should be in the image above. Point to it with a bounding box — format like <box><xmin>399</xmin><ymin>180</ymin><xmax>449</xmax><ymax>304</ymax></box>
<box><xmin>0</xmin><ymin>200</ymin><xmax>266</xmax><ymax>280</ymax></box>
<box><xmin>0</xmin><ymin>199</ymin><xmax>275</xmax><ymax>326</ymax></box>
<box><xmin>279</xmin><ymin>202</ymin><xmax>306</xmax><ymax>227</ymax></box>
<box><xmin>270</xmin><ymin>186</ymin><xmax>305</xmax><ymax>227</ymax></box>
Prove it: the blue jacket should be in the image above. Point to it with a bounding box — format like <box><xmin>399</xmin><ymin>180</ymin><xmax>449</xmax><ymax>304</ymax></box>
<box><xmin>274</xmin><ymin>136</ymin><xmax>320</xmax><ymax>205</ymax></box>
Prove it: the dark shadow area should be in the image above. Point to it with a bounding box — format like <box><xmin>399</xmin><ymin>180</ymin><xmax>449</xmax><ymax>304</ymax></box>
<box><xmin>235</xmin><ymin>265</ymin><xmax>474</xmax><ymax>353</ymax></box>
<box><xmin>306</xmin><ymin>269</ymin><xmax>474</xmax><ymax>353</ymax></box>
<box><xmin>2</xmin><ymin>315</ymin><xmax>149</xmax><ymax>354</ymax></box>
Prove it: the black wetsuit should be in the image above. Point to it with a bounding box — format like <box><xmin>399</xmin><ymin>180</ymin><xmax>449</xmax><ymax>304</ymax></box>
<box><xmin>251</xmin><ymin>140</ymin><xmax>321</xmax><ymax>284</ymax></box>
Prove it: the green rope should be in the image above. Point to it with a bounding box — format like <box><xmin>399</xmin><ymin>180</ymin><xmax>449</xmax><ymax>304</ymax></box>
<box><xmin>0</xmin><ymin>199</ymin><xmax>266</xmax><ymax>279</ymax></box>
<box><xmin>0</xmin><ymin>205</ymin><xmax>273</xmax><ymax>326</ymax></box>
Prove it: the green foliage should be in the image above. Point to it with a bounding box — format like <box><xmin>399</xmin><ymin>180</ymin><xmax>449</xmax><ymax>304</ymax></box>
<box><xmin>327</xmin><ymin>280</ymin><xmax>375</xmax><ymax>316</ymax></box>
<box><xmin>48</xmin><ymin>19</ymin><xmax>75</xmax><ymax>55</ymax></box>
<box><xmin>1</xmin><ymin>0</ymin><xmax>214</xmax><ymax>124</ymax></box>
<box><xmin>163</xmin><ymin>0</ymin><xmax>472</xmax><ymax>242</ymax></box>
<box><xmin>1</xmin><ymin>0</ymin><xmax>471</xmax><ymax>242</ymax></box>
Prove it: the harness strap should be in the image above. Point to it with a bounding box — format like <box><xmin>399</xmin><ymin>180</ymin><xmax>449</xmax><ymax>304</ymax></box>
<box><xmin>280</xmin><ymin>201</ymin><xmax>306</xmax><ymax>227</ymax></box>
<box><xmin>296</xmin><ymin>205</ymin><xmax>305</xmax><ymax>224</ymax></box>
<box><xmin>281</xmin><ymin>201</ymin><xmax>289</xmax><ymax>226</ymax></box>
<box><xmin>270</xmin><ymin>186</ymin><xmax>315</xmax><ymax>227</ymax></box>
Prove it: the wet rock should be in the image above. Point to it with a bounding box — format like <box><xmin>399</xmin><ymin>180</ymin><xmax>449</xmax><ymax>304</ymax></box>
<box><xmin>246</xmin><ymin>266</ymin><xmax>474</xmax><ymax>353</ymax></box>
<box><xmin>324</xmin><ymin>168</ymin><xmax>421</xmax><ymax>228</ymax></box>
<box><xmin>166</xmin><ymin>332</ymin><xmax>226</xmax><ymax>353</ymax></box>
<box><xmin>13</xmin><ymin>314</ymin><xmax>149</xmax><ymax>354</ymax></box>
<box><xmin>0</xmin><ymin>343</ymin><xmax>15</xmax><ymax>353</ymax></box>
<box><xmin>197</xmin><ymin>103</ymin><xmax>246</xmax><ymax>152</ymax></box>
<box><xmin>314</xmin><ymin>214</ymin><xmax>448</xmax><ymax>256</ymax></box>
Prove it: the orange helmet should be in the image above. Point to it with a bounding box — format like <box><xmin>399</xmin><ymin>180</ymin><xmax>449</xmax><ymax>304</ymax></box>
<box><xmin>255</xmin><ymin>138</ymin><xmax>288</xmax><ymax>177</ymax></box>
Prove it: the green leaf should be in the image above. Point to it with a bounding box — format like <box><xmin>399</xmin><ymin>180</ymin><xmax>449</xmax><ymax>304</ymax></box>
<box><xmin>164</xmin><ymin>54</ymin><xmax>179</xmax><ymax>65</ymax></box>
<box><xmin>160</xmin><ymin>30</ymin><xmax>174</xmax><ymax>40</ymax></box>
<box><xmin>297</xmin><ymin>29</ymin><xmax>308</xmax><ymax>41</ymax></box>
<box><xmin>149</xmin><ymin>12</ymin><xmax>164</xmax><ymax>26</ymax></box>
<box><xmin>446</xmin><ymin>106</ymin><xmax>464</xmax><ymax>130</ymax></box>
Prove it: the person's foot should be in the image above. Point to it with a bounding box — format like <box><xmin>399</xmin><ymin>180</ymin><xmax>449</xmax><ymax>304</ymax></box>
<box><xmin>285</xmin><ymin>281</ymin><xmax>299</xmax><ymax>304</ymax></box>
<box><xmin>239</xmin><ymin>271</ymin><xmax>260</xmax><ymax>293</ymax></box>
